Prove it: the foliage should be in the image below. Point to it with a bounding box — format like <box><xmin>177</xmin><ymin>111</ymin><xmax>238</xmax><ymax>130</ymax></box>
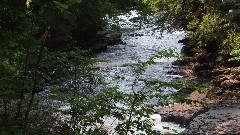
<box><xmin>143</xmin><ymin>0</ymin><xmax>201</xmax><ymax>31</ymax></box>
<box><xmin>222</xmin><ymin>30</ymin><xmax>240</xmax><ymax>58</ymax></box>
<box><xmin>145</xmin><ymin>0</ymin><xmax>240</xmax><ymax>64</ymax></box>
<box><xmin>229</xmin><ymin>49</ymin><xmax>240</xmax><ymax>61</ymax></box>
<box><xmin>0</xmin><ymin>0</ymin><xmax>208</xmax><ymax>134</ymax></box>
<box><xmin>45</xmin><ymin>49</ymin><xmax>192</xmax><ymax>135</ymax></box>
<box><xmin>0</xmin><ymin>0</ymin><xmax>139</xmax><ymax>134</ymax></box>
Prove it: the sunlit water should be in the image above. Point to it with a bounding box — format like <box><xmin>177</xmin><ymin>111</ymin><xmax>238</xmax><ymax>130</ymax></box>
<box><xmin>92</xmin><ymin>11</ymin><xmax>186</xmax><ymax>134</ymax></box>
<box><xmin>39</xmin><ymin>11</ymin><xmax>186</xmax><ymax>134</ymax></box>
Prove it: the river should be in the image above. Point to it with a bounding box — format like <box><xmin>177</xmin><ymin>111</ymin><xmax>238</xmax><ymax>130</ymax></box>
<box><xmin>38</xmin><ymin>11</ymin><xmax>186</xmax><ymax>134</ymax></box>
<box><xmin>92</xmin><ymin>11</ymin><xmax>186</xmax><ymax>134</ymax></box>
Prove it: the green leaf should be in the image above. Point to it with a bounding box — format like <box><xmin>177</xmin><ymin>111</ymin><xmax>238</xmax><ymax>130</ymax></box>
<box><xmin>53</xmin><ymin>1</ymin><xmax>68</xmax><ymax>10</ymax></box>
<box><xmin>62</xmin><ymin>11</ymin><xmax>77</xmax><ymax>27</ymax></box>
<box><xmin>43</xmin><ymin>8</ymin><xmax>58</xmax><ymax>26</ymax></box>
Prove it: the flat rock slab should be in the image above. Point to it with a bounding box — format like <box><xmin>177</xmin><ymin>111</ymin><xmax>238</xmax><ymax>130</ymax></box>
<box><xmin>159</xmin><ymin>103</ymin><xmax>206</xmax><ymax>127</ymax></box>
<box><xmin>159</xmin><ymin>91</ymin><xmax>209</xmax><ymax>127</ymax></box>
<box><xmin>183</xmin><ymin>101</ymin><xmax>240</xmax><ymax>134</ymax></box>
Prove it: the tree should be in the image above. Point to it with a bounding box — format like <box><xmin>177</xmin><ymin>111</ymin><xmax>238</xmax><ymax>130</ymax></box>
<box><xmin>144</xmin><ymin>0</ymin><xmax>240</xmax><ymax>64</ymax></box>
<box><xmin>0</xmin><ymin>0</ymin><xmax>150</xmax><ymax>134</ymax></box>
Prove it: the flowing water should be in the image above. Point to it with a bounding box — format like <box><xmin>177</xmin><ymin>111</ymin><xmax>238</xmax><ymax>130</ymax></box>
<box><xmin>92</xmin><ymin>11</ymin><xmax>186</xmax><ymax>134</ymax></box>
<box><xmin>39</xmin><ymin>11</ymin><xmax>186</xmax><ymax>134</ymax></box>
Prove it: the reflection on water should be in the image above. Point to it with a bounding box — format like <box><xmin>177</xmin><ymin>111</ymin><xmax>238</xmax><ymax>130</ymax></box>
<box><xmin>93</xmin><ymin>11</ymin><xmax>186</xmax><ymax>134</ymax></box>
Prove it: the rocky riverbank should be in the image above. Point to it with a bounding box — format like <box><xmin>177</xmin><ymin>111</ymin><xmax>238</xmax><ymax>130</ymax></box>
<box><xmin>159</xmin><ymin>90</ymin><xmax>208</xmax><ymax>127</ymax></box>
<box><xmin>158</xmin><ymin>41</ymin><xmax>240</xmax><ymax>134</ymax></box>
<box><xmin>46</xmin><ymin>30</ymin><xmax>123</xmax><ymax>52</ymax></box>
<box><xmin>85</xmin><ymin>30</ymin><xmax>124</xmax><ymax>53</ymax></box>
<box><xmin>184</xmin><ymin>100</ymin><xmax>240</xmax><ymax>134</ymax></box>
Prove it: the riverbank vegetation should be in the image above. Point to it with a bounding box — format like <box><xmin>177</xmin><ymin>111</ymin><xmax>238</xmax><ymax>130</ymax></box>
<box><xmin>0</xmin><ymin>0</ymin><xmax>186</xmax><ymax>134</ymax></box>
<box><xmin>0</xmin><ymin>0</ymin><xmax>142</xmax><ymax>134</ymax></box>
<box><xmin>145</xmin><ymin>0</ymin><xmax>240</xmax><ymax>64</ymax></box>
<box><xmin>145</xmin><ymin>0</ymin><xmax>240</xmax><ymax>98</ymax></box>
<box><xmin>1</xmin><ymin>0</ymin><xmax>239</xmax><ymax>134</ymax></box>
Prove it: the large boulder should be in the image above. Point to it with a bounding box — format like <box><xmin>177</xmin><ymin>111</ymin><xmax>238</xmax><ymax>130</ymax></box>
<box><xmin>159</xmin><ymin>103</ymin><xmax>207</xmax><ymax>127</ymax></box>
<box><xmin>159</xmin><ymin>91</ymin><xmax>209</xmax><ymax>127</ymax></box>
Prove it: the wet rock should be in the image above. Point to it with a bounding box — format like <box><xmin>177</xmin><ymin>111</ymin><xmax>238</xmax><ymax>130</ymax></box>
<box><xmin>175</xmin><ymin>88</ymin><xmax>194</xmax><ymax>96</ymax></box>
<box><xmin>87</xmin><ymin>43</ymin><xmax>108</xmax><ymax>53</ymax></box>
<box><xmin>172</xmin><ymin>60</ymin><xmax>189</xmax><ymax>66</ymax></box>
<box><xmin>159</xmin><ymin>103</ymin><xmax>207</xmax><ymax>127</ymax></box>
<box><xmin>122</xmin><ymin>42</ymin><xmax>127</xmax><ymax>45</ymax></box>
<box><xmin>104</xmin><ymin>33</ymin><xmax>123</xmax><ymax>45</ymax></box>
<box><xmin>45</xmin><ymin>29</ymin><xmax>120</xmax><ymax>53</ymax></box>
<box><xmin>96</xmin><ymin>30</ymin><xmax>123</xmax><ymax>45</ymax></box>
<box><xmin>128</xmin><ymin>33</ymin><xmax>144</xmax><ymax>37</ymax></box>
<box><xmin>81</xmin><ymin>31</ymin><xmax>123</xmax><ymax>52</ymax></box>
<box><xmin>159</xmin><ymin>91</ymin><xmax>209</xmax><ymax>127</ymax></box>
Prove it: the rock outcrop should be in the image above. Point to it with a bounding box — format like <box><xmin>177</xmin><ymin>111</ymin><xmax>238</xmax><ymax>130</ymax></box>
<box><xmin>46</xmin><ymin>30</ymin><xmax>123</xmax><ymax>52</ymax></box>
<box><xmin>81</xmin><ymin>30</ymin><xmax>123</xmax><ymax>52</ymax></box>
<box><xmin>183</xmin><ymin>101</ymin><xmax>240</xmax><ymax>134</ymax></box>
<box><xmin>159</xmin><ymin>91</ymin><xmax>208</xmax><ymax>127</ymax></box>
<box><xmin>159</xmin><ymin>103</ymin><xmax>207</xmax><ymax>127</ymax></box>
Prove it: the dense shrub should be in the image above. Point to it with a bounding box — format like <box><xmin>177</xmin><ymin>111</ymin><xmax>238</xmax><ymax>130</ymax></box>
<box><xmin>145</xmin><ymin>0</ymin><xmax>240</xmax><ymax>64</ymax></box>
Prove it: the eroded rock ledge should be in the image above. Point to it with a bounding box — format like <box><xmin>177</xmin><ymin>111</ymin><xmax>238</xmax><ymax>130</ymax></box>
<box><xmin>46</xmin><ymin>30</ymin><xmax>124</xmax><ymax>52</ymax></box>
<box><xmin>159</xmin><ymin>103</ymin><xmax>207</xmax><ymax>127</ymax></box>
<box><xmin>85</xmin><ymin>30</ymin><xmax>124</xmax><ymax>53</ymax></box>
<box><xmin>183</xmin><ymin>100</ymin><xmax>240</xmax><ymax>134</ymax></box>
<box><xmin>160</xmin><ymin>65</ymin><xmax>240</xmax><ymax>134</ymax></box>
<box><xmin>159</xmin><ymin>91</ymin><xmax>209</xmax><ymax>127</ymax></box>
